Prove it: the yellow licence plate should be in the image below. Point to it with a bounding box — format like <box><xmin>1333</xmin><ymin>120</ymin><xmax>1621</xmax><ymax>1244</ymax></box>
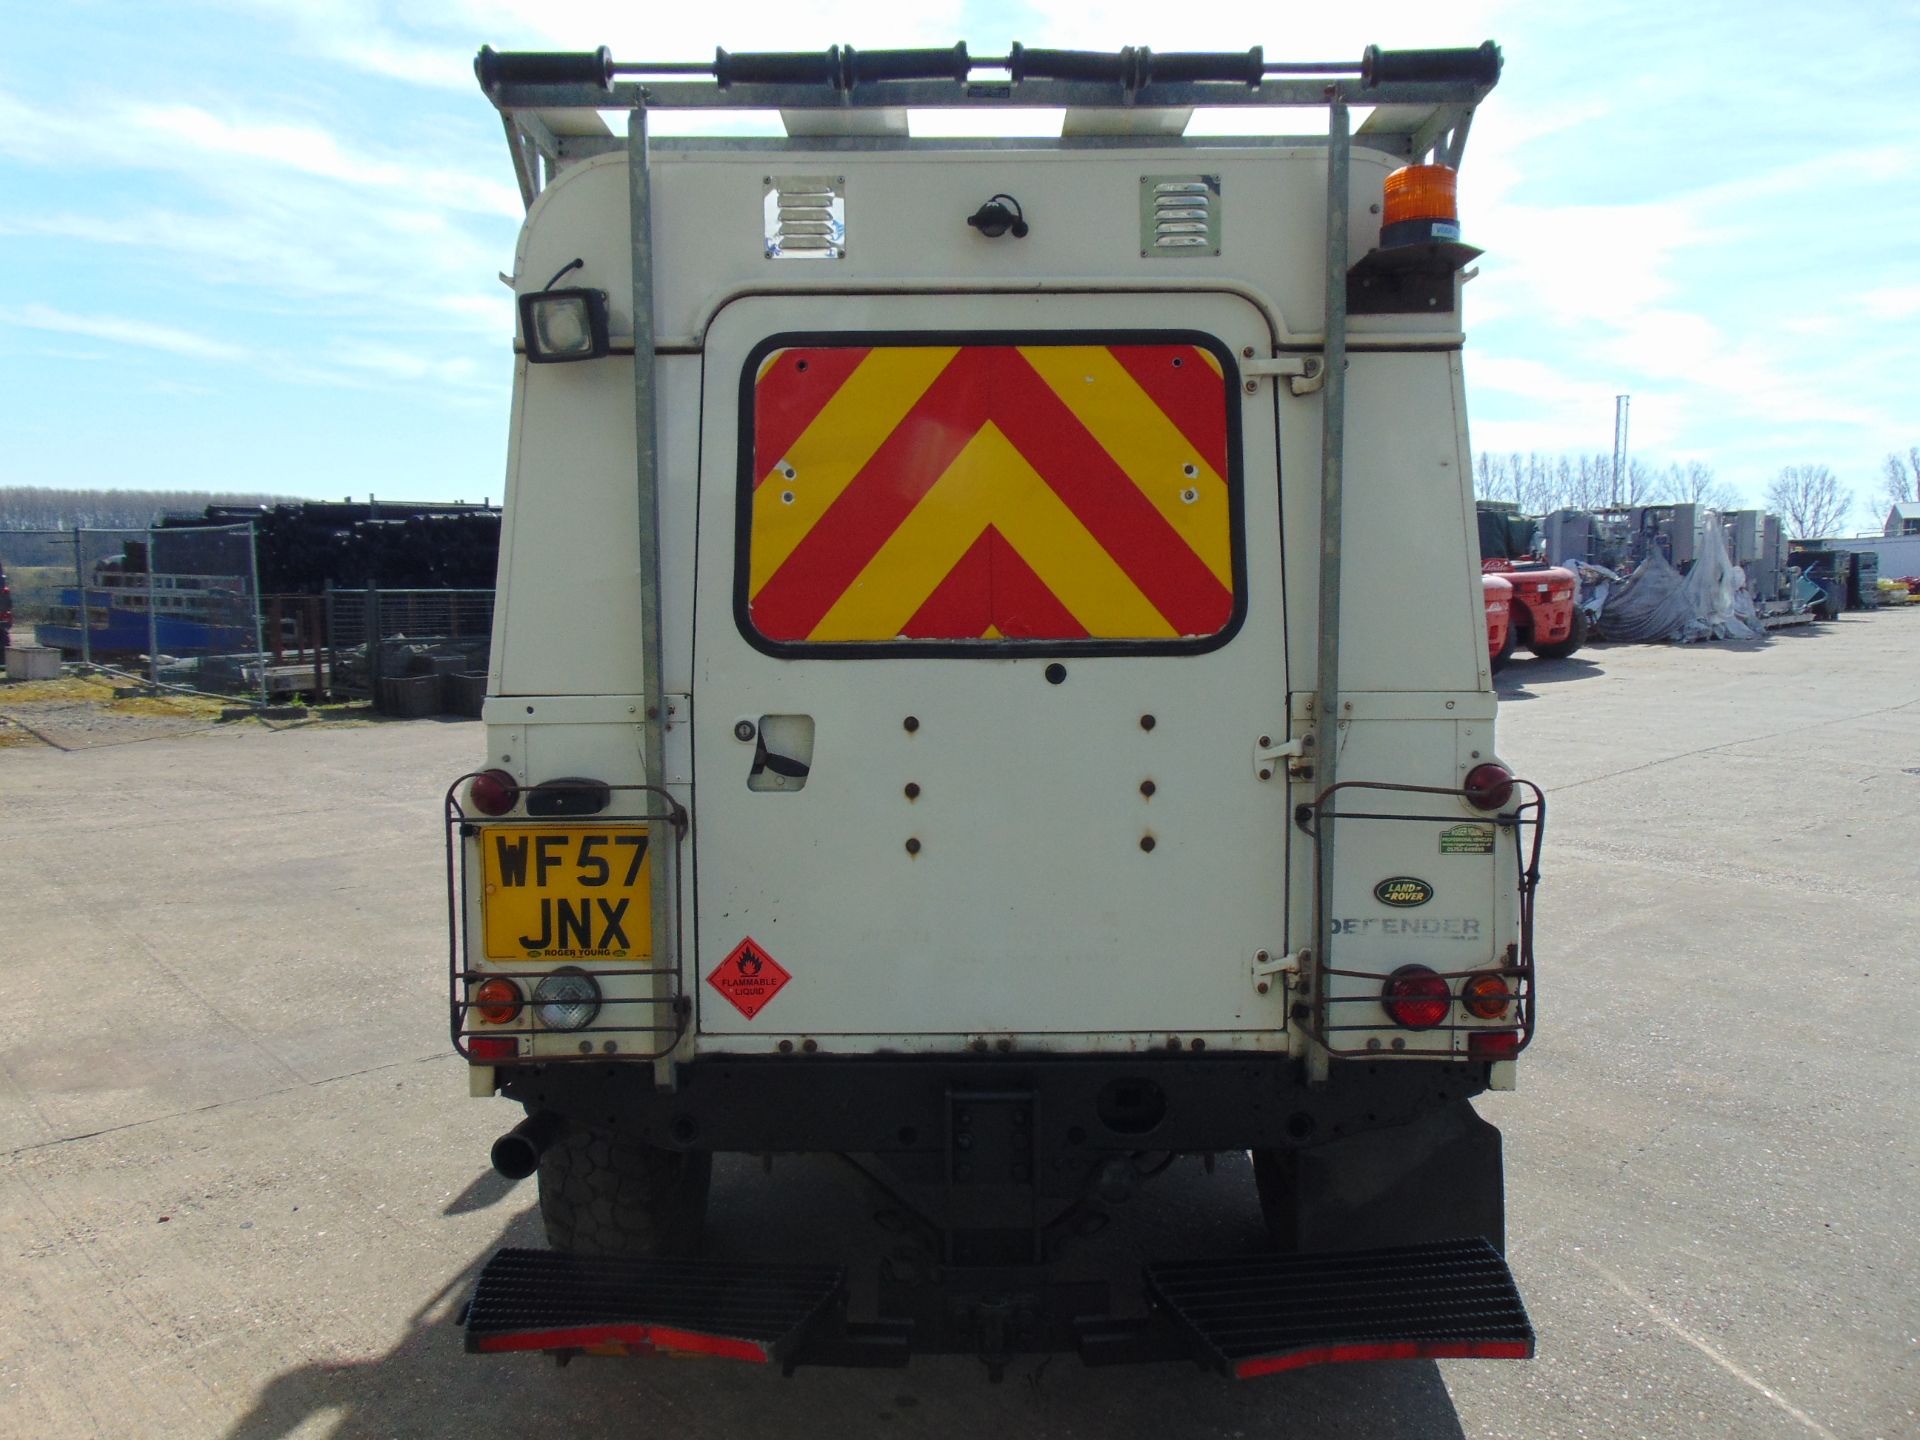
<box><xmin>478</xmin><ymin>825</ymin><xmax>652</xmax><ymax>963</ymax></box>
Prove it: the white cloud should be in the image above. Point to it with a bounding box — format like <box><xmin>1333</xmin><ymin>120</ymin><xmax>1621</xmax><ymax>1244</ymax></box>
<box><xmin>2</xmin><ymin>304</ymin><xmax>251</xmax><ymax>362</ymax></box>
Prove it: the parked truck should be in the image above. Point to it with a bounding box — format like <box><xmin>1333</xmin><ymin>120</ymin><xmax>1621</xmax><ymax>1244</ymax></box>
<box><xmin>448</xmin><ymin>37</ymin><xmax>1541</xmax><ymax>1380</ymax></box>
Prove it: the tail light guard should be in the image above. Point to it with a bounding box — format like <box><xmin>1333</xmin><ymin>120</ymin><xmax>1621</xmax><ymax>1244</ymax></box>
<box><xmin>1298</xmin><ymin>776</ymin><xmax>1544</xmax><ymax>1060</ymax></box>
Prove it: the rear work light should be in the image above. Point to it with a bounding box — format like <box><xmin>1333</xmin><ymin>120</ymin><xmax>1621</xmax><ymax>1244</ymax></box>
<box><xmin>469</xmin><ymin>769</ymin><xmax>520</xmax><ymax>816</ymax></box>
<box><xmin>472</xmin><ymin>977</ymin><xmax>524</xmax><ymax>1025</ymax></box>
<box><xmin>1461</xmin><ymin>972</ymin><xmax>1512</xmax><ymax>1020</ymax></box>
<box><xmin>1381</xmin><ymin>163</ymin><xmax>1460</xmax><ymax>247</ymax></box>
<box><xmin>518</xmin><ymin>286</ymin><xmax>610</xmax><ymax>363</ymax></box>
<box><xmin>1381</xmin><ymin>965</ymin><xmax>1450</xmax><ymax>1030</ymax></box>
<box><xmin>1463</xmin><ymin>762</ymin><xmax>1515</xmax><ymax>811</ymax></box>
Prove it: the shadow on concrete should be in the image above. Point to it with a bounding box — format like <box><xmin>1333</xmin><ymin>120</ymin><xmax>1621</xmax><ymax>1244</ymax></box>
<box><xmin>1501</xmin><ymin>655</ymin><xmax>1606</xmax><ymax>691</ymax></box>
<box><xmin>440</xmin><ymin>1166</ymin><xmax>520</xmax><ymax>1217</ymax></box>
<box><xmin>224</xmin><ymin>1155</ymin><xmax>1471</xmax><ymax>1440</ymax></box>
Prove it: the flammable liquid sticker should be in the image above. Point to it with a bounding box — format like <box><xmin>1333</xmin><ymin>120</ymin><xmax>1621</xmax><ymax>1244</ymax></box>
<box><xmin>707</xmin><ymin>937</ymin><xmax>792</xmax><ymax>1020</ymax></box>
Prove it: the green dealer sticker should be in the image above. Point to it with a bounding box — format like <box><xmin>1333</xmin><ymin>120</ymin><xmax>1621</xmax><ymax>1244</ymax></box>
<box><xmin>1439</xmin><ymin>823</ymin><xmax>1496</xmax><ymax>855</ymax></box>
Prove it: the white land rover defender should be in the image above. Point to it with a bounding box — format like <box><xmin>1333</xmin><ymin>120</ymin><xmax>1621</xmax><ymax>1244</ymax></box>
<box><xmin>449</xmin><ymin>38</ymin><xmax>1541</xmax><ymax>1379</ymax></box>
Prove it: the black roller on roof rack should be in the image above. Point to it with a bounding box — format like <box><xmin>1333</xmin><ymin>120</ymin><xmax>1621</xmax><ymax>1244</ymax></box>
<box><xmin>1138</xmin><ymin>47</ymin><xmax>1265</xmax><ymax>86</ymax></box>
<box><xmin>1361</xmin><ymin>41</ymin><xmax>1502</xmax><ymax>87</ymax></box>
<box><xmin>1006</xmin><ymin>44</ymin><xmax>1142</xmax><ymax>87</ymax></box>
<box><xmin>474</xmin><ymin>45</ymin><xmax>613</xmax><ymax>92</ymax></box>
<box><xmin>714</xmin><ymin>45</ymin><xmax>844</xmax><ymax>89</ymax></box>
<box><xmin>845</xmin><ymin>43</ymin><xmax>971</xmax><ymax>85</ymax></box>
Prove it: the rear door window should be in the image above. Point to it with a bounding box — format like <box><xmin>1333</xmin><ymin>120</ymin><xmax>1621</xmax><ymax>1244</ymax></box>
<box><xmin>737</xmin><ymin>333</ymin><xmax>1245</xmax><ymax>656</ymax></box>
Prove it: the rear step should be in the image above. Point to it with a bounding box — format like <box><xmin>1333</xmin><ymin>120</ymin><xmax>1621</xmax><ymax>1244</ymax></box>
<box><xmin>1144</xmin><ymin>1237</ymin><xmax>1534</xmax><ymax>1379</ymax></box>
<box><xmin>466</xmin><ymin>1239</ymin><xmax>1531</xmax><ymax>1376</ymax></box>
<box><xmin>464</xmin><ymin>1248</ymin><xmax>846</xmax><ymax>1363</ymax></box>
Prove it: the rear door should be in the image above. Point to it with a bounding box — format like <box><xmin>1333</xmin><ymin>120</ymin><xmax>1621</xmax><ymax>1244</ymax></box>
<box><xmin>691</xmin><ymin>291</ymin><xmax>1288</xmax><ymax>1049</ymax></box>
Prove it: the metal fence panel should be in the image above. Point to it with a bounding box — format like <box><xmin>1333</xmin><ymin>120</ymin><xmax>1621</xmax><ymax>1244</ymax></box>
<box><xmin>6</xmin><ymin>525</ymin><xmax>494</xmax><ymax>709</ymax></box>
<box><xmin>326</xmin><ymin>588</ymin><xmax>494</xmax><ymax>712</ymax></box>
<box><xmin>8</xmin><ymin>525</ymin><xmax>266</xmax><ymax>698</ymax></box>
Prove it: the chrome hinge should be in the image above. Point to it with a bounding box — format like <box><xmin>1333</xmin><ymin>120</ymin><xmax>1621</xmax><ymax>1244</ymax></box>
<box><xmin>1252</xmin><ymin>948</ymin><xmax>1304</xmax><ymax>996</ymax></box>
<box><xmin>1242</xmin><ymin>355</ymin><xmax>1326</xmax><ymax>395</ymax></box>
<box><xmin>1254</xmin><ymin>732</ymin><xmax>1308</xmax><ymax>781</ymax></box>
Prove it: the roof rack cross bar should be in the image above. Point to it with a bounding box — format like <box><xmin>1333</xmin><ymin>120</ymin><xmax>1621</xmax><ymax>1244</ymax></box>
<box><xmin>474</xmin><ymin>42</ymin><xmax>1500</xmax><ymax>110</ymax></box>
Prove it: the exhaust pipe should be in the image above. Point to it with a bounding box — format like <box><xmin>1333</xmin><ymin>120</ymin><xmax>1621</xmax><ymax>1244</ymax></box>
<box><xmin>490</xmin><ymin>1111</ymin><xmax>565</xmax><ymax>1180</ymax></box>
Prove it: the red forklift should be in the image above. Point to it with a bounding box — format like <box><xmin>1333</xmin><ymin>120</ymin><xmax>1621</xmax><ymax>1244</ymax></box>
<box><xmin>1478</xmin><ymin>508</ymin><xmax>1582</xmax><ymax>667</ymax></box>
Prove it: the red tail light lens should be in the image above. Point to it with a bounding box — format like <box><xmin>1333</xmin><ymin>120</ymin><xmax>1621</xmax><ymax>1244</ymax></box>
<box><xmin>469</xmin><ymin>1036</ymin><xmax>519</xmax><ymax>1062</ymax></box>
<box><xmin>1463</xmin><ymin>762</ymin><xmax>1515</xmax><ymax>811</ymax></box>
<box><xmin>1469</xmin><ymin>1030</ymin><xmax>1521</xmax><ymax>1060</ymax></box>
<box><xmin>1381</xmin><ymin>965</ymin><xmax>1450</xmax><ymax>1030</ymax></box>
<box><xmin>470</xmin><ymin>768</ymin><xmax>520</xmax><ymax>816</ymax></box>
<box><xmin>1461</xmin><ymin>972</ymin><xmax>1512</xmax><ymax>1019</ymax></box>
<box><xmin>473</xmin><ymin>977</ymin><xmax>524</xmax><ymax>1025</ymax></box>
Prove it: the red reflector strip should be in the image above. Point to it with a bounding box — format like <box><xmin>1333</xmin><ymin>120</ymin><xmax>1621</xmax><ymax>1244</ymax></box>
<box><xmin>472</xmin><ymin>1323</ymin><xmax>771</xmax><ymax>1362</ymax></box>
<box><xmin>1469</xmin><ymin>1030</ymin><xmax>1523</xmax><ymax>1059</ymax></box>
<box><xmin>1233</xmin><ymin>1338</ymin><xmax>1533</xmax><ymax>1379</ymax></box>
<box><xmin>468</xmin><ymin>1036</ymin><xmax>518</xmax><ymax>1062</ymax></box>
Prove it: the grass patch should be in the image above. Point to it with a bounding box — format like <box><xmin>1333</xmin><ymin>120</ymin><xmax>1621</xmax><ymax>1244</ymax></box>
<box><xmin>0</xmin><ymin>672</ymin><xmax>228</xmax><ymax>721</ymax></box>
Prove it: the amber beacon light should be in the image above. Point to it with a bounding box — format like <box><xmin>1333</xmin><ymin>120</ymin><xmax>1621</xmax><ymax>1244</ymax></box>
<box><xmin>1381</xmin><ymin>164</ymin><xmax>1461</xmax><ymax>247</ymax></box>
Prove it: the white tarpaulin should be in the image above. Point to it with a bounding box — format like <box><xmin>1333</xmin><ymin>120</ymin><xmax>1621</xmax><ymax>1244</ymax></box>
<box><xmin>1598</xmin><ymin>513</ymin><xmax>1767</xmax><ymax>643</ymax></box>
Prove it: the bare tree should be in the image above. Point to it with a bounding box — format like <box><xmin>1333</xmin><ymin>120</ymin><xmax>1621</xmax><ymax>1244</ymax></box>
<box><xmin>1883</xmin><ymin>449</ymin><xmax>1918</xmax><ymax>513</ymax></box>
<box><xmin>1765</xmin><ymin>465</ymin><xmax>1853</xmax><ymax>539</ymax></box>
<box><xmin>1565</xmin><ymin>454</ymin><xmax>1614</xmax><ymax>510</ymax></box>
<box><xmin>1662</xmin><ymin>460</ymin><xmax>1738</xmax><ymax>511</ymax></box>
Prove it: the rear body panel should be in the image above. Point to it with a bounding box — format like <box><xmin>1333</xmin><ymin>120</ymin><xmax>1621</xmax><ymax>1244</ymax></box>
<box><xmin>692</xmin><ymin>292</ymin><xmax>1289</xmax><ymax>1048</ymax></box>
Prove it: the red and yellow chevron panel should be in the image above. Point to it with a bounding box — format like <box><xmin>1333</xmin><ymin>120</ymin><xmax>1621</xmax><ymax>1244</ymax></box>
<box><xmin>744</xmin><ymin>340</ymin><xmax>1238</xmax><ymax>646</ymax></box>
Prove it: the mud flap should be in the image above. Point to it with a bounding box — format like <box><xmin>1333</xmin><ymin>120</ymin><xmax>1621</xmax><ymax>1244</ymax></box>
<box><xmin>1268</xmin><ymin>1100</ymin><xmax>1505</xmax><ymax>1254</ymax></box>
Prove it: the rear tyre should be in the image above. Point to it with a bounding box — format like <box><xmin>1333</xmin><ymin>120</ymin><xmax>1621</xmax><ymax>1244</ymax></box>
<box><xmin>1489</xmin><ymin>622</ymin><xmax>1517</xmax><ymax>674</ymax></box>
<box><xmin>1530</xmin><ymin>606</ymin><xmax>1587</xmax><ymax>660</ymax></box>
<box><xmin>537</xmin><ymin>1125</ymin><xmax>712</xmax><ymax>1257</ymax></box>
<box><xmin>1250</xmin><ymin>1148</ymin><xmax>1302</xmax><ymax>1251</ymax></box>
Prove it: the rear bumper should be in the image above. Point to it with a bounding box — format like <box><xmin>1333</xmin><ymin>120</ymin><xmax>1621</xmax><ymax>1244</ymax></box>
<box><xmin>498</xmin><ymin>1053</ymin><xmax>1493</xmax><ymax>1166</ymax></box>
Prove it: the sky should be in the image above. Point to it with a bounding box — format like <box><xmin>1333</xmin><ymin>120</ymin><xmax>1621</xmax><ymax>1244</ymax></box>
<box><xmin>2</xmin><ymin>1</ymin><xmax>1916</xmax><ymax>527</ymax></box>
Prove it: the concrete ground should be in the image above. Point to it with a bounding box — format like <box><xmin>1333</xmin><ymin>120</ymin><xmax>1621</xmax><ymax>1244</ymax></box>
<box><xmin>1</xmin><ymin>612</ymin><xmax>1915</xmax><ymax>1439</ymax></box>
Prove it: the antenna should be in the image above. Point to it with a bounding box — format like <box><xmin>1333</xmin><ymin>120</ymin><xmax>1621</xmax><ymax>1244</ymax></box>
<box><xmin>1611</xmin><ymin>394</ymin><xmax>1631</xmax><ymax>505</ymax></box>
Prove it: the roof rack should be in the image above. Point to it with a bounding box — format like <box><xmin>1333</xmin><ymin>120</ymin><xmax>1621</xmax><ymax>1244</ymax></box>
<box><xmin>471</xmin><ymin>42</ymin><xmax>1504</xmax><ymax>1085</ymax></box>
<box><xmin>476</xmin><ymin>41</ymin><xmax>1500</xmax><ymax>208</ymax></box>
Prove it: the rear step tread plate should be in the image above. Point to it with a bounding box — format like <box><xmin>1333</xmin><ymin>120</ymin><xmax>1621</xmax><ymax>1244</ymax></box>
<box><xmin>1145</xmin><ymin>1236</ymin><xmax>1533</xmax><ymax>1379</ymax></box>
<box><xmin>465</xmin><ymin>1247</ymin><xmax>845</xmax><ymax>1361</ymax></box>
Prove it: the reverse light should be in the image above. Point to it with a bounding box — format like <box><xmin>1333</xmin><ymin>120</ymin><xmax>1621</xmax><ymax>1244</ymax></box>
<box><xmin>473</xmin><ymin>977</ymin><xmax>524</xmax><ymax>1025</ymax></box>
<box><xmin>534</xmin><ymin>967</ymin><xmax>602</xmax><ymax>1031</ymax></box>
<box><xmin>518</xmin><ymin>287</ymin><xmax>611</xmax><ymax>363</ymax></box>
<box><xmin>1463</xmin><ymin>762</ymin><xmax>1515</xmax><ymax>811</ymax></box>
<box><xmin>1381</xmin><ymin>163</ymin><xmax>1460</xmax><ymax>247</ymax></box>
<box><xmin>1381</xmin><ymin>965</ymin><xmax>1450</xmax><ymax>1030</ymax></box>
<box><xmin>1461</xmin><ymin>971</ymin><xmax>1512</xmax><ymax>1020</ymax></box>
<box><xmin>470</xmin><ymin>768</ymin><xmax>520</xmax><ymax>816</ymax></box>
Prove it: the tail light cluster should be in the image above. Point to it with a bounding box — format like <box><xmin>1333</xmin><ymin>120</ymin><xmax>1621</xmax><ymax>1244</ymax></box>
<box><xmin>1381</xmin><ymin>965</ymin><xmax>1451</xmax><ymax>1029</ymax></box>
<box><xmin>469</xmin><ymin>768</ymin><xmax>520</xmax><ymax>816</ymax></box>
<box><xmin>1380</xmin><ymin>963</ymin><xmax>1520</xmax><ymax>1051</ymax></box>
<box><xmin>1462</xmin><ymin>762</ymin><xmax>1514</xmax><ymax>810</ymax></box>
<box><xmin>473</xmin><ymin>977</ymin><xmax>523</xmax><ymax>1024</ymax></box>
